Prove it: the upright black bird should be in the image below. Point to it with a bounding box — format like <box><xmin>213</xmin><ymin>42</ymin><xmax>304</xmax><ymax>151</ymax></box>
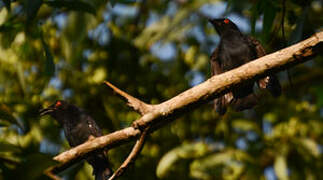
<box><xmin>40</xmin><ymin>100</ymin><xmax>113</xmax><ymax>180</ymax></box>
<box><xmin>209</xmin><ymin>18</ymin><xmax>281</xmax><ymax>115</ymax></box>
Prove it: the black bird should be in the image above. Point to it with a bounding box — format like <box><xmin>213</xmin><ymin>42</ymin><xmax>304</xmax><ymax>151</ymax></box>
<box><xmin>40</xmin><ymin>100</ymin><xmax>113</xmax><ymax>180</ymax></box>
<box><xmin>209</xmin><ymin>18</ymin><xmax>281</xmax><ymax>115</ymax></box>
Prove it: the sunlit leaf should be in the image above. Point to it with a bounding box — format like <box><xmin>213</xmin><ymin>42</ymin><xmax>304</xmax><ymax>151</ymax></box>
<box><xmin>190</xmin><ymin>150</ymin><xmax>247</xmax><ymax>179</ymax></box>
<box><xmin>298</xmin><ymin>138</ymin><xmax>320</xmax><ymax>157</ymax></box>
<box><xmin>0</xmin><ymin>21</ymin><xmax>23</xmax><ymax>48</ymax></box>
<box><xmin>16</xmin><ymin>63</ymin><xmax>26</xmax><ymax>94</ymax></box>
<box><xmin>184</xmin><ymin>46</ymin><xmax>197</xmax><ymax>66</ymax></box>
<box><xmin>274</xmin><ymin>155</ymin><xmax>288</xmax><ymax>180</ymax></box>
<box><xmin>156</xmin><ymin>142</ymin><xmax>210</xmax><ymax>178</ymax></box>
<box><xmin>232</xmin><ymin>119</ymin><xmax>261</xmax><ymax>133</ymax></box>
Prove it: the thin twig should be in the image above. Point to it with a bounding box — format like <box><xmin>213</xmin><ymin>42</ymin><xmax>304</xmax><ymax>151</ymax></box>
<box><xmin>44</xmin><ymin>166</ymin><xmax>62</xmax><ymax>180</ymax></box>
<box><xmin>109</xmin><ymin>127</ymin><xmax>150</xmax><ymax>180</ymax></box>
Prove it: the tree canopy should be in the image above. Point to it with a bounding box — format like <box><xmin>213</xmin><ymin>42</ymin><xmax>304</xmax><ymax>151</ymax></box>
<box><xmin>0</xmin><ymin>0</ymin><xmax>322</xmax><ymax>179</ymax></box>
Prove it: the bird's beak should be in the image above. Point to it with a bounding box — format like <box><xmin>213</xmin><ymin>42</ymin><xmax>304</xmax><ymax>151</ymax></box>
<box><xmin>39</xmin><ymin>105</ymin><xmax>55</xmax><ymax>116</ymax></box>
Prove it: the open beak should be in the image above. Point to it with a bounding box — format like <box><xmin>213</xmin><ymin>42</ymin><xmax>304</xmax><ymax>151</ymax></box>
<box><xmin>39</xmin><ymin>106</ymin><xmax>55</xmax><ymax>116</ymax></box>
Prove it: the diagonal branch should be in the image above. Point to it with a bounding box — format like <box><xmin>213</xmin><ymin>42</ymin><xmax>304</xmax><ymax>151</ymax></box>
<box><xmin>44</xmin><ymin>167</ymin><xmax>62</xmax><ymax>180</ymax></box>
<box><xmin>48</xmin><ymin>31</ymin><xmax>323</xmax><ymax>178</ymax></box>
<box><xmin>108</xmin><ymin>127</ymin><xmax>150</xmax><ymax>180</ymax></box>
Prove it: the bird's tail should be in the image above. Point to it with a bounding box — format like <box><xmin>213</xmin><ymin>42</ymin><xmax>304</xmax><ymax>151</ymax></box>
<box><xmin>214</xmin><ymin>92</ymin><xmax>258</xmax><ymax>115</ymax></box>
<box><xmin>214</xmin><ymin>93</ymin><xmax>234</xmax><ymax>115</ymax></box>
<box><xmin>86</xmin><ymin>152</ymin><xmax>113</xmax><ymax>180</ymax></box>
<box><xmin>231</xmin><ymin>93</ymin><xmax>258</xmax><ymax>112</ymax></box>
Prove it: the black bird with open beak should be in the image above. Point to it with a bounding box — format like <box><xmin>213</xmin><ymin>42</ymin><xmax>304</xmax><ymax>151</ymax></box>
<box><xmin>208</xmin><ymin>18</ymin><xmax>281</xmax><ymax>115</ymax></box>
<box><xmin>40</xmin><ymin>100</ymin><xmax>113</xmax><ymax>180</ymax></box>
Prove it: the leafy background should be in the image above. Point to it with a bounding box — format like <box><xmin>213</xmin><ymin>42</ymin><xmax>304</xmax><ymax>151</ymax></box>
<box><xmin>0</xmin><ymin>0</ymin><xmax>322</xmax><ymax>179</ymax></box>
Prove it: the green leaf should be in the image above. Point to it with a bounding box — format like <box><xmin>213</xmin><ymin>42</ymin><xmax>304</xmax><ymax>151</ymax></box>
<box><xmin>0</xmin><ymin>142</ymin><xmax>21</xmax><ymax>153</ymax></box>
<box><xmin>44</xmin><ymin>0</ymin><xmax>96</xmax><ymax>15</ymax></box>
<box><xmin>190</xmin><ymin>150</ymin><xmax>251</xmax><ymax>179</ymax></box>
<box><xmin>190</xmin><ymin>152</ymin><xmax>232</xmax><ymax>179</ymax></box>
<box><xmin>262</xmin><ymin>1</ymin><xmax>277</xmax><ymax>41</ymax></box>
<box><xmin>0</xmin><ymin>104</ymin><xmax>20</xmax><ymax>127</ymax></box>
<box><xmin>250</xmin><ymin>2</ymin><xmax>263</xmax><ymax>35</ymax></box>
<box><xmin>315</xmin><ymin>86</ymin><xmax>323</xmax><ymax>107</ymax></box>
<box><xmin>298</xmin><ymin>138</ymin><xmax>320</xmax><ymax>157</ymax></box>
<box><xmin>0</xmin><ymin>21</ymin><xmax>24</xmax><ymax>48</ymax></box>
<box><xmin>17</xmin><ymin>63</ymin><xmax>27</xmax><ymax>94</ymax></box>
<box><xmin>134</xmin><ymin>0</ymin><xmax>218</xmax><ymax>48</ymax></box>
<box><xmin>0</xmin><ymin>21</ymin><xmax>24</xmax><ymax>32</ymax></box>
<box><xmin>274</xmin><ymin>155</ymin><xmax>288</xmax><ymax>180</ymax></box>
<box><xmin>24</xmin><ymin>0</ymin><xmax>43</xmax><ymax>23</ymax></box>
<box><xmin>232</xmin><ymin>119</ymin><xmax>261</xmax><ymax>133</ymax></box>
<box><xmin>288</xmin><ymin>6</ymin><xmax>309</xmax><ymax>45</ymax></box>
<box><xmin>9</xmin><ymin>153</ymin><xmax>57</xmax><ymax>180</ymax></box>
<box><xmin>156</xmin><ymin>142</ymin><xmax>210</xmax><ymax>178</ymax></box>
<box><xmin>40</xmin><ymin>31</ymin><xmax>55</xmax><ymax>77</ymax></box>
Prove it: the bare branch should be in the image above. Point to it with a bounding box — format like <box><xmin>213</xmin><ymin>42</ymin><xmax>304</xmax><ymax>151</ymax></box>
<box><xmin>44</xmin><ymin>166</ymin><xmax>62</xmax><ymax>180</ymax></box>
<box><xmin>48</xmin><ymin>31</ymin><xmax>323</xmax><ymax>178</ymax></box>
<box><xmin>109</xmin><ymin>127</ymin><xmax>150</xmax><ymax>180</ymax></box>
<box><xmin>53</xmin><ymin>127</ymin><xmax>141</xmax><ymax>163</ymax></box>
<box><xmin>104</xmin><ymin>81</ymin><xmax>153</xmax><ymax>115</ymax></box>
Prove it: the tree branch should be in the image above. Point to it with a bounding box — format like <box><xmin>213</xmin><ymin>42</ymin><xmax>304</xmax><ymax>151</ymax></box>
<box><xmin>104</xmin><ymin>81</ymin><xmax>153</xmax><ymax>115</ymax></box>
<box><xmin>108</xmin><ymin>127</ymin><xmax>150</xmax><ymax>180</ymax></box>
<box><xmin>47</xmin><ymin>31</ymin><xmax>323</xmax><ymax>178</ymax></box>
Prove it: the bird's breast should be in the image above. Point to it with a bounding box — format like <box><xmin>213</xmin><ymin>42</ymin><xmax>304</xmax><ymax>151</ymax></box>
<box><xmin>219</xmin><ymin>40</ymin><xmax>252</xmax><ymax>72</ymax></box>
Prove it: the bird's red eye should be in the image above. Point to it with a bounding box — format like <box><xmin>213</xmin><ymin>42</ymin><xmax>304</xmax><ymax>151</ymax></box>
<box><xmin>224</xmin><ymin>19</ymin><xmax>230</xmax><ymax>24</ymax></box>
<box><xmin>55</xmin><ymin>101</ymin><xmax>62</xmax><ymax>108</ymax></box>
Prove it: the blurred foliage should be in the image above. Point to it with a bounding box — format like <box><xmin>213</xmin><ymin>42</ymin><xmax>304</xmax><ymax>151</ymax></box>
<box><xmin>0</xmin><ymin>0</ymin><xmax>322</xmax><ymax>179</ymax></box>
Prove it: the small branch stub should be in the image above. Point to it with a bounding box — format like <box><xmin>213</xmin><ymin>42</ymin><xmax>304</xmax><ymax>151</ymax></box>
<box><xmin>104</xmin><ymin>81</ymin><xmax>153</xmax><ymax>115</ymax></box>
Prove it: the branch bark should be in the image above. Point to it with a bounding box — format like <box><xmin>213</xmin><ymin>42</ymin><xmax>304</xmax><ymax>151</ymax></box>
<box><xmin>49</xmin><ymin>31</ymin><xmax>323</xmax><ymax>177</ymax></box>
<box><xmin>108</xmin><ymin>127</ymin><xmax>150</xmax><ymax>180</ymax></box>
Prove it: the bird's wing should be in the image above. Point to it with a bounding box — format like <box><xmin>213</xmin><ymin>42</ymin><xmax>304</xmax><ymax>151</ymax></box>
<box><xmin>84</xmin><ymin>114</ymin><xmax>103</xmax><ymax>137</ymax></box>
<box><xmin>247</xmin><ymin>36</ymin><xmax>282</xmax><ymax>97</ymax></box>
<box><xmin>210</xmin><ymin>48</ymin><xmax>221</xmax><ymax>76</ymax></box>
<box><xmin>210</xmin><ymin>48</ymin><xmax>233</xmax><ymax>115</ymax></box>
<box><xmin>247</xmin><ymin>36</ymin><xmax>266</xmax><ymax>57</ymax></box>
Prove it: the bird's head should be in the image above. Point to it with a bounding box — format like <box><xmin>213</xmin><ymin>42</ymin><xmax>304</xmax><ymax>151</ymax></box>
<box><xmin>208</xmin><ymin>18</ymin><xmax>240</xmax><ymax>36</ymax></box>
<box><xmin>40</xmin><ymin>100</ymin><xmax>76</xmax><ymax>124</ymax></box>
